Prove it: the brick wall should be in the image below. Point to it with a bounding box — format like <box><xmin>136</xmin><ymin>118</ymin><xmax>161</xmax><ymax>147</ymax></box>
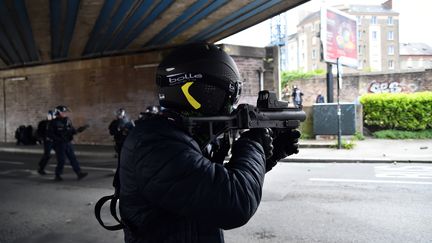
<box><xmin>4</xmin><ymin>43</ymin><xmax>428</xmax><ymax>145</ymax></box>
<box><xmin>0</xmin><ymin>51</ymin><xmax>161</xmax><ymax>144</ymax></box>
<box><xmin>0</xmin><ymin>45</ymin><xmax>275</xmax><ymax>144</ymax></box>
<box><xmin>285</xmin><ymin>69</ymin><xmax>432</xmax><ymax>107</ymax></box>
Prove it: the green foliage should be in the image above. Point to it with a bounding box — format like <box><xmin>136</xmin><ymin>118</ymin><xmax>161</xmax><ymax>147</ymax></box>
<box><xmin>373</xmin><ymin>129</ymin><xmax>432</xmax><ymax>139</ymax></box>
<box><xmin>353</xmin><ymin>132</ymin><xmax>365</xmax><ymax>141</ymax></box>
<box><xmin>360</xmin><ymin>92</ymin><xmax>432</xmax><ymax>131</ymax></box>
<box><xmin>281</xmin><ymin>69</ymin><xmax>325</xmax><ymax>89</ymax></box>
<box><xmin>341</xmin><ymin>140</ymin><xmax>356</xmax><ymax>149</ymax></box>
<box><xmin>300</xmin><ymin>131</ymin><xmax>313</xmax><ymax>139</ymax></box>
<box><xmin>330</xmin><ymin>139</ymin><xmax>356</xmax><ymax>149</ymax></box>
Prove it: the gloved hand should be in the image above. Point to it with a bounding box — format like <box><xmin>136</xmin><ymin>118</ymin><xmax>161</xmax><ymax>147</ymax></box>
<box><xmin>210</xmin><ymin>133</ymin><xmax>231</xmax><ymax>164</ymax></box>
<box><xmin>266</xmin><ymin>129</ymin><xmax>301</xmax><ymax>172</ymax></box>
<box><xmin>240</xmin><ymin>128</ymin><xmax>273</xmax><ymax>159</ymax></box>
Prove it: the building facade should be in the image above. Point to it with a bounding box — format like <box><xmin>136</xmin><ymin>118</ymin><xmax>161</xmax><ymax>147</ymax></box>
<box><xmin>285</xmin><ymin>1</ymin><xmax>400</xmax><ymax>73</ymax></box>
<box><xmin>399</xmin><ymin>42</ymin><xmax>432</xmax><ymax>70</ymax></box>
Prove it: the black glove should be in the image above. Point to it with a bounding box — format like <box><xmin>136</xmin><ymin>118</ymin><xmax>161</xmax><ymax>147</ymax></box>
<box><xmin>209</xmin><ymin>133</ymin><xmax>231</xmax><ymax>164</ymax></box>
<box><xmin>266</xmin><ymin>129</ymin><xmax>301</xmax><ymax>172</ymax></box>
<box><xmin>240</xmin><ymin>128</ymin><xmax>273</xmax><ymax>159</ymax></box>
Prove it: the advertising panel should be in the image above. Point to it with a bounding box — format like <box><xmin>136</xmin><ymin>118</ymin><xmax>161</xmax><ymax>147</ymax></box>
<box><xmin>321</xmin><ymin>7</ymin><xmax>358</xmax><ymax>67</ymax></box>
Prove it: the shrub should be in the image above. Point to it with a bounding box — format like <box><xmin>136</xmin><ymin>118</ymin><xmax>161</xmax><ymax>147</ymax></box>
<box><xmin>281</xmin><ymin>69</ymin><xmax>325</xmax><ymax>89</ymax></box>
<box><xmin>373</xmin><ymin>129</ymin><xmax>432</xmax><ymax>139</ymax></box>
<box><xmin>360</xmin><ymin>92</ymin><xmax>432</xmax><ymax>131</ymax></box>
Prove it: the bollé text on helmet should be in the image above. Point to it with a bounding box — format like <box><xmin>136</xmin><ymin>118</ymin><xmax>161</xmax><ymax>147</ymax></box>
<box><xmin>167</xmin><ymin>73</ymin><xmax>203</xmax><ymax>85</ymax></box>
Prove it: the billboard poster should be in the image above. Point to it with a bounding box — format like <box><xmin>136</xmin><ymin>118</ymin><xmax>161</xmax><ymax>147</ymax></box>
<box><xmin>321</xmin><ymin>7</ymin><xmax>358</xmax><ymax>67</ymax></box>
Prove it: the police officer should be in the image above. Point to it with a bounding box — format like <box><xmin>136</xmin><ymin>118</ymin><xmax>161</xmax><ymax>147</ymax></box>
<box><xmin>119</xmin><ymin>43</ymin><xmax>300</xmax><ymax>242</ymax></box>
<box><xmin>50</xmin><ymin>105</ymin><xmax>88</xmax><ymax>181</ymax></box>
<box><xmin>108</xmin><ymin>108</ymin><xmax>134</xmax><ymax>158</ymax></box>
<box><xmin>135</xmin><ymin>106</ymin><xmax>160</xmax><ymax>123</ymax></box>
<box><xmin>37</xmin><ymin>110</ymin><xmax>55</xmax><ymax>175</ymax></box>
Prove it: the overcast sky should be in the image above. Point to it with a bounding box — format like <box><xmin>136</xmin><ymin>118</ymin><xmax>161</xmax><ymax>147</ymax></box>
<box><xmin>218</xmin><ymin>0</ymin><xmax>432</xmax><ymax>47</ymax></box>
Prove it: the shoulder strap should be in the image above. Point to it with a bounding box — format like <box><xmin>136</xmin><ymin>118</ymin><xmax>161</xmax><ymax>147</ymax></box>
<box><xmin>94</xmin><ymin>194</ymin><xmax>124</xmax><ymax>230</ymax></box>
<box><xmin>94</xmin><ymin>164</ymin><xmax>124</xmax><ymax>230</ymax></box>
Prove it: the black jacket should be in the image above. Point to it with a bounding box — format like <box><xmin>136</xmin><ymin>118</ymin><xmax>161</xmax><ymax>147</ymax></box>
<box><xmin>49</xmin><ymin>117</ymin><xmax>77</xmax><ymax>143</ymax></box>
<box><xmin>108</xmin><ymin>118</ymin><xmax>134</xmax><ymax>146</ymax></box>
<box><xmin>119</xmin><ymin>116</ymin><xmax>266</xmax><ymax>243</ymax></box>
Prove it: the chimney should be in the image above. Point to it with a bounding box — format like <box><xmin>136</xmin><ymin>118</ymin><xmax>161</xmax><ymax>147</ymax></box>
<box><xmin>382</xmin><ymin>0</ymin><xmax>392</xmax><ymax>9</ymax></box>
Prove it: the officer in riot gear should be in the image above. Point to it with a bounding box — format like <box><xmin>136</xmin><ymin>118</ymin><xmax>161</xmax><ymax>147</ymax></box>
<box><xmin>118</xmin><ymin>43</ymin><xmax>300</xmax><ymax>242</ymax></box>
<box><xmin>108</xmin><ymin>108</ymin><xmax>135</xmax><ymax>158</ymax></box>
<box><xmin>37</xmin><ymin>110</ymin><xmax>55</xmax><ymax>175</ymax></box>
<box><xmin>50</xmin><ymin>105</ymin><xmax>88</xmax><ymax>181</ymax></box>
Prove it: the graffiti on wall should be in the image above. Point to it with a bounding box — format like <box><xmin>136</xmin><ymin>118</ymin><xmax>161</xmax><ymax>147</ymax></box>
<box><xmin>368</xmin><ymin>80</ymin><xmax>418</xmax><ymax>93</ymax></box>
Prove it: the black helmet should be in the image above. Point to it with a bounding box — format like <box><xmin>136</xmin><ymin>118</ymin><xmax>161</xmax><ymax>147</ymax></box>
<box><xmin>116</xmin><ymin>108</ymin><xmax>126</xmax><ymax>117</ymax></box>
<box><xmin>156</xmin><ymin>43</ymin><xmax>241</xmax><ymax>116</ymax></box>
<box><xmin>54</xmin><ymin>105</ymin><xmax>69</xmax><ymax>115</ymax></box>
<box><xmin>145</xmin><ymin>106</ymin><xmax>160</xmax><ymax>114</ymax></box>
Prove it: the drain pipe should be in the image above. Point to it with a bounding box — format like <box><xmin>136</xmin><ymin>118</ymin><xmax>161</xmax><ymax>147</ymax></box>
<box><xmin>257</xmin><ymin>67</ymin><xmax>265</xmax><ymax>91</ymax></box>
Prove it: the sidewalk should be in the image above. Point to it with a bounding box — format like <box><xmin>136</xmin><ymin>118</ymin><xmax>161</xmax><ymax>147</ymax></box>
<box><xmin>285</xmin><ymin>138</ymin><xmax>432</xmax><ymax>163</ymax></box>
<box><xmin>0</xmin><ymin>138</ymin><xmax>431</xmax><ymax>163</ymax></box>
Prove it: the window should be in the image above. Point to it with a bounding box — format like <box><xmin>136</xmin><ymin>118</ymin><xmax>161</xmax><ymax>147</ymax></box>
<box><xmin>388</xmin><ymin>60</ymin><xmax>394</xmax><ymax>69</ymax></box>
<box><xmin>358</xmin><ymin>45</ymin><xmax>362</xmax><ymax>54</ymax></box>
<box><xmin>388</xmin><ymin>45</ymin><xmax>394</xmax><ymax>55</ymax></box>
<box><xmin>372</xmin><ymin>31</ymin><xmax>377</xmax><ymax>41</ymax></box>
<box><xmin>371</xmin><ymin>16</ymin><xmax>377</xmax><ymax>24</ymax></box>
<box><xmin>312</xmin><ymin>49</ymin><xmax>316</xmax><ymax>59</ymax></box>
<box><xmin>388</xmin><ymin>31</ymin><xmax>394</xmax><ymax>40</ymax></box>
<box><xmin>387</xmin><ymin>16</ymin><xmax>393</xmax><ymax>25</ymax></box>
<box><xmin>357</xmin><ymin>16</ymin><xmax>362</xmax><ymax>25</ymax></box>
<box><xmin>358</xmin><ymin>30</ymin><xmax>362</xmax><ymax>39</ymax></box>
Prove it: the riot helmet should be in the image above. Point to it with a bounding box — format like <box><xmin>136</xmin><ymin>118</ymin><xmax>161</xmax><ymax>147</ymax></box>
<box><xmin>145</xmin><ymin>105</ymin><xmax>160</xmax><ymax>114</ymax></box>
<box><xmin>156</xmin><ymin>43</ymin><xmax>241</xmax><ymax>116</ymax></box>
<box><xmin>47</xmin><ymin>110</ymin><xmax>55</xmax><ymax>120</ymax></box>
<box><xmin>116</xmin><ymin>108</ymin><xmax>126</xmax><ymax>118</ymax></box>
<box><xmin>54</xmin><ymin>105</ymin><xmax>70</xmax><ymax>116</ymax></box>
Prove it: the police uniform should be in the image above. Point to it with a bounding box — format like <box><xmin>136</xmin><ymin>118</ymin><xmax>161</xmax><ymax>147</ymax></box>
<box><xmin>50</xmin><ymin>107</ymin><xmax>87</xmax><ymax>181</ymax></box>
<box><xmin>37</xmin><ymin>115</ymin><xmax>54</xmax><ymax>174</ymax></box>
<box><xmin>108</xmin><ymin>116</ymin><xmax>134</xmax><ymax>156</ymax></box>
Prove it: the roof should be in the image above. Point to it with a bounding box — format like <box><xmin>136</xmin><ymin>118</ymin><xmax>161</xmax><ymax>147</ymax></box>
<box><xmin>0</xmin><ymin>0</ymin><xmax>309</xmax><ymax>70</ymax></box>
<box><xmin>400</xmin><ymin>43</ymin><xmax>432</xmax><ymax>56</ymax></box>
<box><xmin>347</xmin><ymin>4</ymin><xmax>398</xmax><ymax>15</ymax></box>
<box><xmin>298</xmin><ymin>2</ymin><xmax>398</xmax><ymax>26</ymax></box>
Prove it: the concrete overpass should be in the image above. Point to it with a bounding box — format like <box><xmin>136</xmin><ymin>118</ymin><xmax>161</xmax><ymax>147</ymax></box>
<box><xmin>0</xmin><ymin>0</ymin><xmax>307</xmax><ymax>69</ymax></box>
<box><xmin>0</xmin><ymin>0</ymin><xmax>309</xmax><ymax>144</ymax></box>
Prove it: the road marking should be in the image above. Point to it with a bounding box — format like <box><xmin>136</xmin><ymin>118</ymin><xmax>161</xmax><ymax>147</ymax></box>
<box><xmin>309</xmin><ymin>178</ymin><xmax>432</xmax><ymax>185</ymax></box>
<box><xmin>375</xmin><ymin>165</ymin><xmax>432</xmax><ymax>179</ymax></box>
<box><xmin>48</xmin><ymin>164</ymin><xmax>115</xmax><ymax>172</ymax></box>
<box><xmin>0</xmin><ymin>161</ymin><xmax>25</xmax><ymax>165</ymax></box>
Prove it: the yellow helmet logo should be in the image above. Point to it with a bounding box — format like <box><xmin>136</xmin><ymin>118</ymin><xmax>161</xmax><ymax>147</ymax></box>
<box><xmin>181</xmin><ymin>82</ymin><xmax>201</xmax><ymax>109</ymax></box>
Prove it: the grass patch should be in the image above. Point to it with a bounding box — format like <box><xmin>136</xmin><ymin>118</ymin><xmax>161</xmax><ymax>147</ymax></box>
<box><xmin>330</xmin><ymin>139</ymin><xmax>356</xmax><ymax>149</ymax></box>
<box><xmin>353</xmin><ymin>132</ymin><xmax>365</xmax><ymax>141</ymax></box>
<box><xmin>373</xmin><ymin>129</ymin><xmax>432</xmax><ymax>139</ymax></box>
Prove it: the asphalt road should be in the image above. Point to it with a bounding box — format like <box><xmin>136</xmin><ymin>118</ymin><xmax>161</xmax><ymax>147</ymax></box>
<box><xmin>0</xmin><ymin>151</ymin><xmax>431</xmax><ymax>243</ymax></box>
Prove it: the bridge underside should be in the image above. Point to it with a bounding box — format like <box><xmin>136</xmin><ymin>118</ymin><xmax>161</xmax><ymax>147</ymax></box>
<box><xmin>0</xmin><ymin>0</ymin><xmax>307</xmax><ymax>70</ymax></box>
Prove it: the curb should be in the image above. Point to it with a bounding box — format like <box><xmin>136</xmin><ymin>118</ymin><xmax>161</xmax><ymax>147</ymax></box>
<box><xmin>281</xmin><ymin>158</ymin><xmax>432</xmax><ymax>163</ymax></box>
<box><xmin>0</xmin><ymin>147</ymin><xmax>114</xmax><ymax>158</ymax></box>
